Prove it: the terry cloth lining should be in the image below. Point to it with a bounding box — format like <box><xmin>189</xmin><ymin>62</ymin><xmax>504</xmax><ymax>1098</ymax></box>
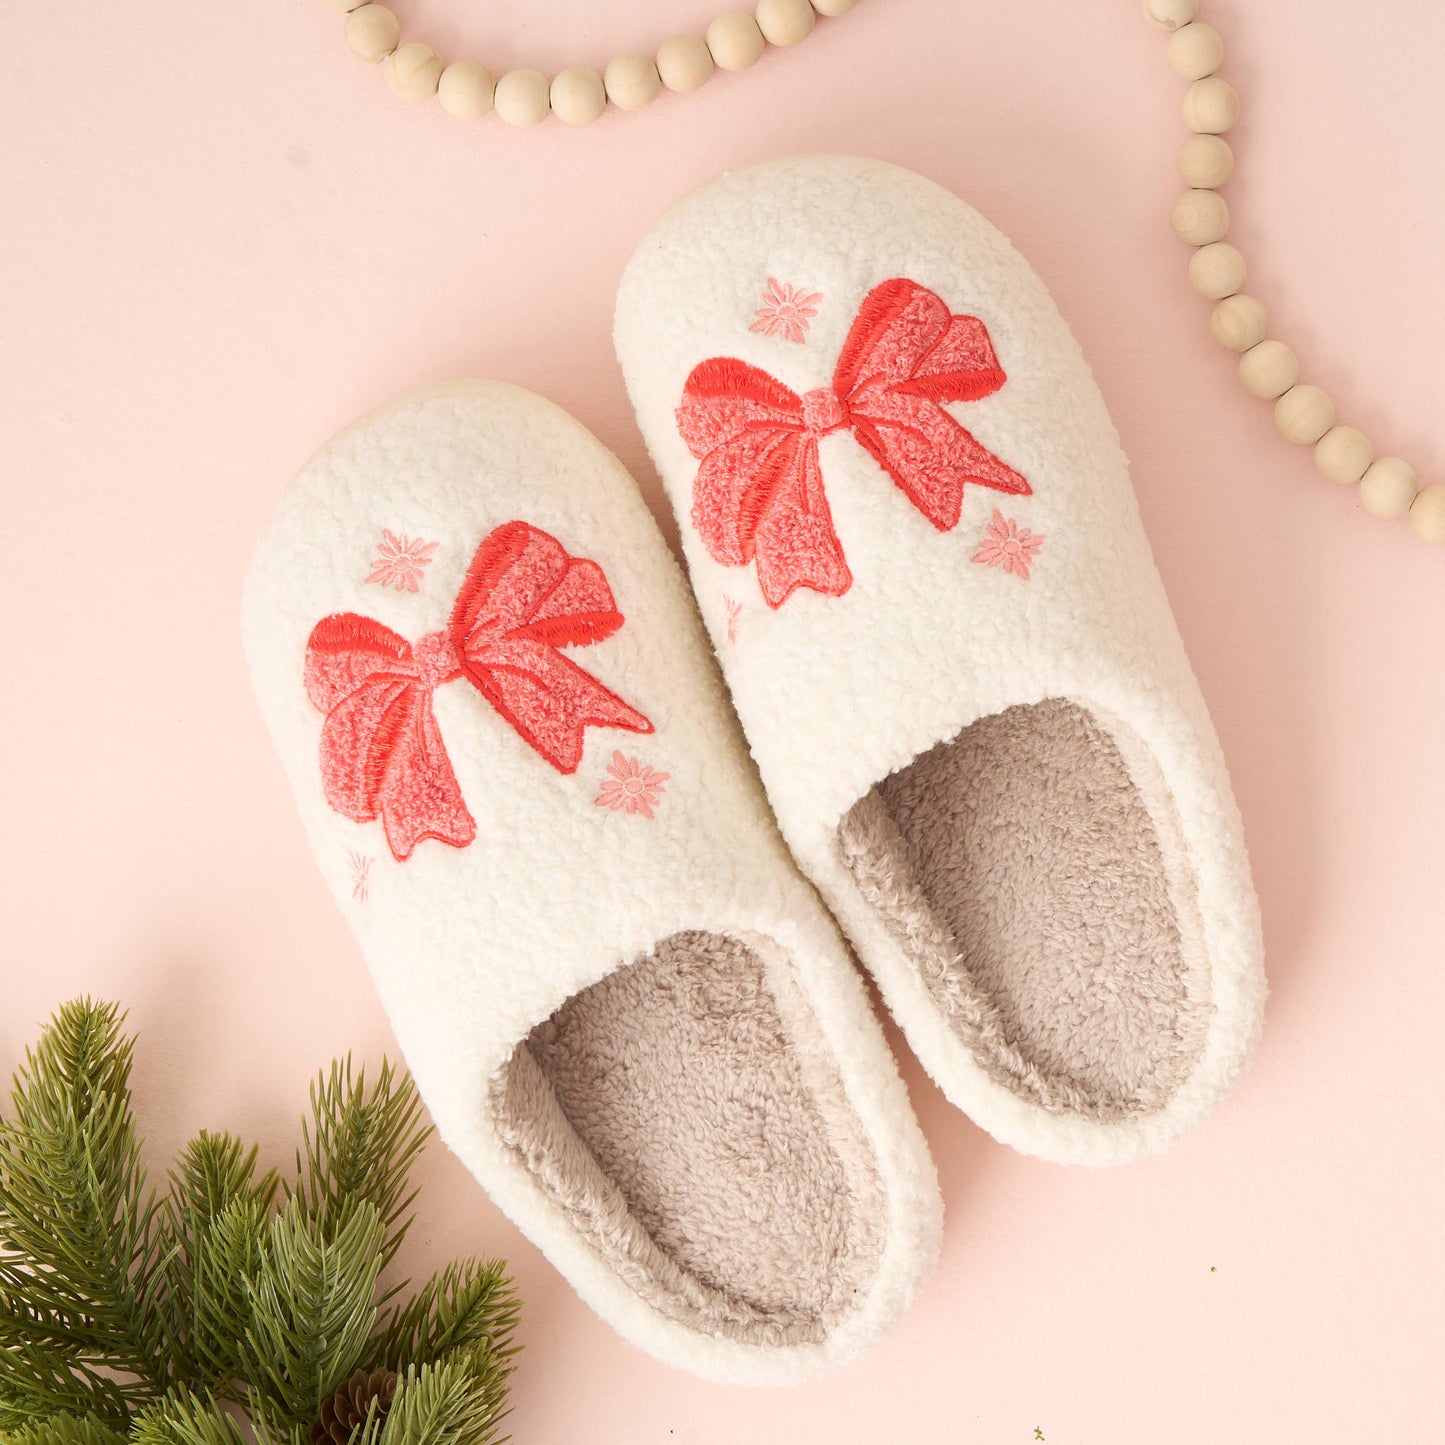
<box><xmin>489</xmin><ymin>930</ymin><xmax>886</xmax><ymax>1344</ymax></box>
<box><xmin>837</xmin><ymin>698</ymin><xmax>1212</xmax><ymax>1120</ymax></box>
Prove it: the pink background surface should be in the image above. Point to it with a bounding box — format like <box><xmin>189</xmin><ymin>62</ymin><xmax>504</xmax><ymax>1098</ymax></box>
<box><xmin>4</xmin><ymin>1</ymin><xmax>1442</xmax><ymax>1439</ymax></box>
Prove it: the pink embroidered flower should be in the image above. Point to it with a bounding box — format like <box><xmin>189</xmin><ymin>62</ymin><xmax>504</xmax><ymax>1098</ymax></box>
<box><xmin>972</xmin><ymin>510</ymin><xmax>1044</xmax><ymax>580</ymax></box>
<box><xmin>724</xmin><ymin>595</ymin><xmax>743</xmax><ymax>643</ymax></box>
<box><xmin>366</xmin><ymin>530</ymin><xmax>438</xmax><ymax>592</ymax></box>
<box><xmin>348</xmin><ymin>850</ymin><xmax>373</xmax><ymax>903</ymax></box>
<box><xmin>595</xmin><ymin>751</ymin><xmax>669</xmax><ymax>819</ymax></box>
<box><xmin>750</xmin><ymin>278</ymin><xmax>823</xmax><ymax>344</ymax></box>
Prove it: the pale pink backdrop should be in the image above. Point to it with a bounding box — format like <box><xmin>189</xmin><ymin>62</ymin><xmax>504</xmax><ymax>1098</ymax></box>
<box><xmin>3</xmin><ymin>1</ymin><xmax>1442</xmax><ymax>1439</ymax></box>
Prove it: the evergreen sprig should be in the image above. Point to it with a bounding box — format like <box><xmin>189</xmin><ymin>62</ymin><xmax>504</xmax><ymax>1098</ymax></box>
<box><xmin>0</xmin><ymin>1001</ymin><xmax>519</xmax><ymax>1445</ymax></box>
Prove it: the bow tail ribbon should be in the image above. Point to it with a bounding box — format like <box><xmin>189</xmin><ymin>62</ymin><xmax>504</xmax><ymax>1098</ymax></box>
<box><xmin>305</xmin><ymin>615</ymin><xmax>476</xmax><ymax>861</ymax></box>
<box><xmin>460</xmin><ymin>637</ymin><xmax>652</xmax><ymax>777</ymax></box>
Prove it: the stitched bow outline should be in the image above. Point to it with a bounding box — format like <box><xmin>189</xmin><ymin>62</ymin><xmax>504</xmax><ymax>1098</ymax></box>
<box><xmin>677</xmin><ymin>278</ymin><xmax>1031</xmax><ymax>607</ymax></box>
<box><xmin>304</xmin><ymin>521</ymin><xmax>652</xmax><ymax>861</ymax></box>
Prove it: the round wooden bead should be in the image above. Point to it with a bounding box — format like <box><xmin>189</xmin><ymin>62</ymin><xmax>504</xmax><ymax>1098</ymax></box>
<box><xmin>1189</xmin><ymin>241</ymin><xmax>1245</xmax><ymax>299</ymax></box>
<box><xmin>1210</xmin><ymin>294</ymin><xmax>1267</xmax><ymax>351</ymax></box>
<box><xmin>1182</xmin><ymin>76</ymin><xmax>1239</xmax><ymax>134</ymax></box>
<box><xmin>657</xmin><ymin>34</ymin><xmax>714</xmax><ymax>92</ymax></box>
<box><xmin>437</xmin><ymin>61</ymin><xmax>493</xmax><ymax>119</ymax></box>
<box><xmin>493</xmin><ymin>68</ymin><xmax>550</xmax><ymax>126</ymax></box>
<box><xmin>1171</xmin><ymin>189</ymin><xmax>1229</xmax><ymax>245</ymax></box>
<box><xmin>1274</xmin><ymin>385</ymin><xmax>1334</xmax><ymax>445</ymax></box>
<box><xmin>1314</xmin><ymin>426</ymin><xmax>1373</xmax><ymax>485</ymax></box>
<box><xmin>604</xmin><ymin>53</ymin><xmax>661</xmax><ymax>110</ymax></box>
<box><xmin>1359</xmin><ymin>457</ymin><xmax>1418</xmax><ymax>518</ymax></box>
<box><xmin>385</xmin><ymin>42</ymin><xmax>442</xmax><ymax>101</ymax></box>
<box><xmin>707</xmin><ymin>12</ymin><xmax>767</xmax><ymax>70</ymax></box>
<box><xmin>344</xmin><ymin>4</ymin><xmax>400</xmax><ymax>63</ymax></box>
<box><xmin>1167</xmin><ymin>22</ymin><xmax>1224</xmax><ymax>79</ymax></box>
<box><xmin>1238</xmin><ymin>340</ymin><xmax>1298</xmax><ymax>399</ymax></box>
<box><xmin>1142</xmin><ymin>0</ymin><xmax>1196</xmax><ymax>30</ymax></box>
<box><xmin>551</xmin><ymin>66</ymin><xmax>606</xmax><ymax>124</ymax></box>
<box><xmin>756</xmin><ymin>0</ymin><xmax>816</xmax><ymax>45</ymax></box>
<box><xmin>811</xmin><ymin>0</ymin><xmax>858</xmax><ymax>13</ymax></box>
<box><xmin>1177</xmin><ymin>133</ymin><xmax>1234</xmax><ymax>188</ymax></box>
<box><xmin>1408</xmin><ymin>483</ymin><xmax>1445</xmax><ymax>542</ymax></box>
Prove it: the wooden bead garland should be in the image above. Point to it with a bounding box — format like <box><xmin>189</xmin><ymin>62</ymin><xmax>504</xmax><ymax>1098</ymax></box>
<box><xmin>437</xmin><ymin>61</ymin><xmax>492</xmax><ymax>119</ymax></box>
<box><xmin>1143</xmin><ymin>1</ymin><xmax>1441</xmax><ymax>543</ymax></box>
<box><xmin>330</xmin><ymin>0</ymin><xmax>857</xmax><ymax>125</ymax></box>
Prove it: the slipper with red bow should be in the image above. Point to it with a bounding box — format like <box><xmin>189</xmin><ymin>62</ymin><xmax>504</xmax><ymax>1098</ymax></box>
<box><xmin>241</xmin><ymin>380</ymin><xmax>940</xmax><ymax>1382</ymax></box>
<box><xmin>616</xmin><ymin>155</ymin><xmax>1266</xmax><ymax>1165</ymax></box>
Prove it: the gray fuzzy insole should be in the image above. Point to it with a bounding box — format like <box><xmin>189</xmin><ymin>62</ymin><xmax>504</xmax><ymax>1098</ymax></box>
<box><xmin>489</xmin><ymin>931</ymin><xmax>885</xmax><ymax>1345</ymax></box>
<box><xmin>838</xmin><ymin>698</ymin><xmax>1210</xmax><ymax>1120</ymax></box>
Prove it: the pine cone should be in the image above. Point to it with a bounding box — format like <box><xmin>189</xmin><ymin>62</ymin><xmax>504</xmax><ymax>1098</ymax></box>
<box><xmin>310</xmin><ymin>1367</ymin><xmax>399</xmax><ymax>1445</ymax></box>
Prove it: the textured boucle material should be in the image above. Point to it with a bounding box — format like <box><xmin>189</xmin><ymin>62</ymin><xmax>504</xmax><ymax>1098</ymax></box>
<box><xmin>242</xmin><ymin>381</ymin><xmax>941</xmax><ymax>1383</ymax></box>
<box><xmin>615</xmin><ymin>155</ymin><xmax>1266</xmax><ymax>1164</ymax></box>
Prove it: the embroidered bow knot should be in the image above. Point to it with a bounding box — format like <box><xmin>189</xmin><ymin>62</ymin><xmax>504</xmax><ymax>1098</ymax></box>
<box><xmin>304</xmin><ymin>521</ymin><xmax>652</xmax><ymax>862</ymax></box>
<box><xmin>677</xmin><ymin>277</ymin><xmax>1031</xmax><ymax>608</ymax></box>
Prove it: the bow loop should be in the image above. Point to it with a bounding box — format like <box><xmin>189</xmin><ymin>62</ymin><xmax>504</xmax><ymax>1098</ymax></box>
<box><xmin>305</xmin><ymin>522</ymin><xmax>652</xmax><ymax>862</ymax></box>
<box><xmin>677</xmin><ymin>277</ymin><xmax>1031</xmax><ymax>607</ymax></box>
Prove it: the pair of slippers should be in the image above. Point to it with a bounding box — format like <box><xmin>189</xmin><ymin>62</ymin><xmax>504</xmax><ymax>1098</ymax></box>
<box><xmin>244</xmin><ymin>156</ymin><xmax>1264</xmax><ymax>1384</ymax></box>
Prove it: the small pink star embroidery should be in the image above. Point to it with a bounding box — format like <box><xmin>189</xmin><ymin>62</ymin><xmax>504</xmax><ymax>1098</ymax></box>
<box><xmin>595</xmin><ymin>751</ymin><xmax>669</xmax><ymax>819</ymax></box>
<box><xmin>348</xmin><ymin>850</ymin><xmax>373</xmax><ymax>903</ymax></box>
<box><xmin>366</xmin><ymin>529</ymin><xmax>438</xmax><ymax>593</ymax></box>
<box><xmin>972</xmin><ymin>510</ymin><xmax>1044</xmax><ymax>580</ymax></box>
<box><xmin>724</xmin><ymin>595</ymin><xmax>743</xmax><ymax>643</ymax></box>
<box><xmin>750</xmin><ymin>278</ymin><xmax>823</xmax><ymax>344</ymax></box>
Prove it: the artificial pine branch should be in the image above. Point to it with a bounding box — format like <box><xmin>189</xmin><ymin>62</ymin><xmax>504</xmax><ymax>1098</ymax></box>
<box><xmin>293</xmin><ymin>1062</ymin><xmax>429</xmax><ymax>1275</ymax></box>
<box><xmin>371</xmin><ymin>1261</ymin><xmax>520</xmax><ymax>1374</ymax></box>
<box><xmin>0</xmin><ymin>1415</ymin><xmax>126</xmax><ymax>1445</ymax></box>
<box><xmin>0</xmin><ymin>1002</ymin><xmax>173</xmax><ymax>1399</ymax></box>
<box><xmin>0</xmin><ymin>1002</ymin><xmax>519</xmax><ymax>1445</ymax></box>
<box><xmin>376</xmin><ymin>1354</ymin><xmax>511</xmax><ymax>1445</ymax></box>
<box><xmin>131</xmin><ymin>1394</ymin><xmax>246</xmax><ymax>1445</ymax></box>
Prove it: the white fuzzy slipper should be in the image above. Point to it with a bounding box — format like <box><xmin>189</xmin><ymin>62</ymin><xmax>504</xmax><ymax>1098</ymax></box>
<box><xmin>242</xmin><ymin>381</ymin><xmax>940</xmax><ymax>1383</ymax></box>
<box><xmin>615</xmin><ymin>156</ymin><xmax>1265</xmax><ymax>1165</ymax></box>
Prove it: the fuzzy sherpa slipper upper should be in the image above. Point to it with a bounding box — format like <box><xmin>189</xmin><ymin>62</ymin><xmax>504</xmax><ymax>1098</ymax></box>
<box><xmin>616</xmin><ymin>155</ymin><xmax>1266</xmax><ymax>1164</ymax></box>
<box><xmin>242</xmin><ymin>381</ymin><xmax>940</xmax><ymax>1383</ymax></box>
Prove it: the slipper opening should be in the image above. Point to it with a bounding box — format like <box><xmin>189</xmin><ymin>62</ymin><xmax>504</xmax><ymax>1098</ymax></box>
<box><xmin>836</xmin><ymin>698</ymin><xmax>1212</xmax><ymax>1123</ymax></box>
<box><xmin>488</xmin><ymin>930</ymin><xmax>886</xmax><ymax>1346</ymax></box>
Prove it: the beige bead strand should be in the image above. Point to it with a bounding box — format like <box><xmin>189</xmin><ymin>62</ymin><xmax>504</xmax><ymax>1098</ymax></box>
<box><xmin>1147</xmin><ymin>3</ymin><xmax>1437</xmax><ymax>543</ymax></box>
<box><xmin>1410</xmin><ymin>485</ymin><xmax>1445</xmax><ymax>543</ymax></box>
<box><xmin>1171</xmin><ymin>188</ymin><xmax>1229</xmax><ymax>245</ymax></box>
<box><xmin>1210</xmin><ymin>294</ymin><xmax>1266</xmax><ymax>351</ymax></box>
<box><xmin>604</xmin><ymin>54</ymin><xmax>662</xmax><ymax>110</ymax></box>
<box><xmin>1359</xmin><ymin>459</ymin><xmax>1418</xmax><ymax>519</ymax></box>
<box><xmin>328</xmin><ymin>0</ymin><xmax>859</xmax><ymax>126</ymax></box>
<box><xmin>1177</xmin><ymin>134</ymin><xmax>1233</xmax><ymax>188</ymax></box>
<box><xmin>707</xmin><ymin>12</ymin><xmax>767</xmax><ymax>70</ymax></box>
<box><xmin>551</xmin><ymin>67</ymin><xmax>606</xmax><ymax>125</ymax></box>
<box><xmin>437</xmin><ymin>61</ymin><xmax>493</xmax><ymax>119</ymax></box>
<box><xmin>657</xmin><ymin>35</ymin><xmax>714</xmax><ymax>92</ymax></box>
<box><xmin>756</xmin><ymin>0</ymin><xmax>817</xmax><ymax>47</ymax></box>
<box><xmin>344</xmin><ymin>5</ymin><xmax>399</xmax><ymax>63</ymax></box>
<box><xmin>493</xmin><ymin>68</ymin><xmax>550</xmax><ymax>127</ymax></box>
<box><xmin>385</xmin><ymin>42</ymin><xmax>442</xmax><ymax>101</ymax></box>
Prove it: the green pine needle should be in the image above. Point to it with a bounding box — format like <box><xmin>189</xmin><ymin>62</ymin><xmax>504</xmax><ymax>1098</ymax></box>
<box><xmin>0</xmin><ymin>1001</ymin><xmax>519</xmax><ymax>1445</ymax></box>
<box><xmin>131</xmin><ymin>1393</ymin><xmax>247</xmax><ymax>1445</ymax></box>
<box><xmin>0</xmin><ymin>1000</ymin><xmax>172</xmax><ymax>1398</ymax></box>
<box><xmin>241</xmin><ymin>1198</ymin><xmax>386</xmax><ymax>1425</ymax></box>
<box><xmin>379</xmin><ymin>1353</ymin><xmax>512</xmax><ymax>1445</ymax></box>
<box><xmin>372</xmin><ymin>1260</ymin><xmax>520</xmax><ymax>1374</ymax></box>
<box><xmin>293</xmin><ymin>1061</ymin><xmax>430</xmax><ymax>1273</ymax></box>
<box><xmin>0</xmin><ymin>1412</ymin><xmax>127</xmax><ymax>1445</ymax></box>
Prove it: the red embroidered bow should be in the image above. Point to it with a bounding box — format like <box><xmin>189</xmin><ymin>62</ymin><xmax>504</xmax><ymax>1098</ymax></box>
<box><xmin>304</xmin><ymin>521</ymin><xmax>652</xmax><ymax>861</ymax></box>
<box><xmin>677</xmin><ymin>277</ymin><xmax>1031</xmax><ymax>608</ymax></box>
